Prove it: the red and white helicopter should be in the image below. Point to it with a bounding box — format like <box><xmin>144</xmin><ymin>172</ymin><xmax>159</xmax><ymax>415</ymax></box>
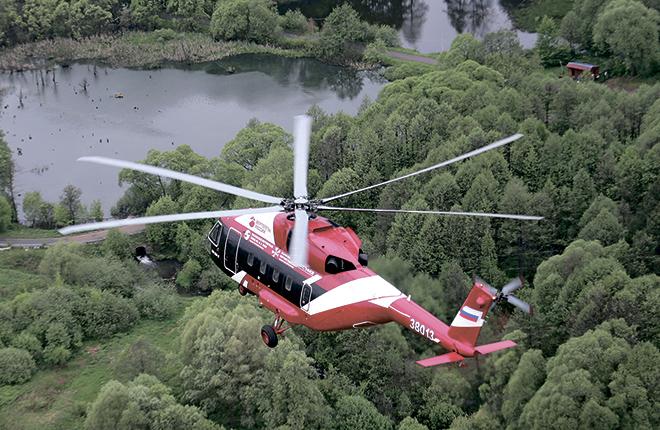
<box><xmin>61</xmin><ymin>116</ymin><xmax>542</xmax><ymax>367</ymax></box>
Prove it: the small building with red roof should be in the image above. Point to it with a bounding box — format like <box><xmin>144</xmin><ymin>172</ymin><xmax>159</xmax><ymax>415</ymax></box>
<box><xmin>566</xmin><ymin>61</ymin><xmax>600</xmax><ymax>80</ymax></box>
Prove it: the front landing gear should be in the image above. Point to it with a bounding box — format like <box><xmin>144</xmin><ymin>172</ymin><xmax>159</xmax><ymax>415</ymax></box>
<box><xmin>260</xmin><ymin>315</ymin><xmax>291</xmax><ymax>348</ymax></box>
<box><xmin>261</xmin><ymin>325</ymin><xmax>278</xmax><ymax>347</ymax></box>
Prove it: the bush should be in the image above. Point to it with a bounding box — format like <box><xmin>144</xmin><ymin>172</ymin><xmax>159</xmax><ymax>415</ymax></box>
<box><xmin>368</xmin><ymin>24</ymin><xmax>399</xmax><ymax>47</ymax></box>
<box><xmin>11</xmin><ymin>331</ymin><xmax>42</xmax><ymax>362</ymax></box>
<box><xmin>0</xmin><ymin>347</ymin><xmax>36</xmax><ymax>384</ymax></box>
<box><xmin>102</xmin><ymin>230</ymin><xmax>134</xmax><ymax>261</ymax></box>
<box><xmin>176</xmin><ymin>258</ymin><xmax>202</xmax><ymax>291</ymax></box>
<box><xmin>280</xmin><ymin>9</ymin><xmax>307</xmax><ymax>34</ymax></box>
<box><xmin>153</xmin><ymin>28</ymin><xmax>178</xmax><ymax>42</ymax></box>
<box><xmin>133</xmin><ymin>284</ymin><xmax>177</xmax><ymax>320</ymax></box>
<box><xmin>80</xmin><ymin>289</ymin><xmax>139</xmax><ymax>339</ymax></box>
<box><xmin>210</xmin><ymin>0</ymin><xmax>278</xmax><ymax>43</ymax></box>
<box><xmin>198</xmin><ymin>267</ymin><xmax>233</xmax><ymax>292</ymax></box>
<box><xmin>113</xmin><ymin>337</ymin><xmax>166</xmax><ymax>381</ymax></box>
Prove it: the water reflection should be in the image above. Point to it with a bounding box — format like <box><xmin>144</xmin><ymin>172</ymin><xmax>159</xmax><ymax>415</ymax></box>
<box><xmin>0</xmin><ymin>55</ymin><xmax>384</xmax><ymax>215</ymax></box>
<box><xmin>278</xmin><ymin>0</ymin><xmax>537</xmax><ymax>53</ymax></box>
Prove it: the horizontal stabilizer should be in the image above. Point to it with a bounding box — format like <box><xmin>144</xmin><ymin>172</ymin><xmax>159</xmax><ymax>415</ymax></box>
<box><xmin>475</xmin><ymin>340</ymin><xmax>517</xmax><ymax>355</ymax></box>
<box><xmin>416</xmin><ymin>352</ymin><xmax>465</xmax><ymax>367</ymax></box>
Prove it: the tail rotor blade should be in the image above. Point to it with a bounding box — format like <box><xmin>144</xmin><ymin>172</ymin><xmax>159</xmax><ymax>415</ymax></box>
<box><xmin>506</xmin><ymin>295</ymin><xmax>532</xmax><ymax>314</ymax></box>
<box><xmin>293</xmin><ymin>115</ymin><xmax>311</xmax><ymax>199</ymax></box>
<box><xmin>501</xmin><ymin>277</ymin><xmax>523</xmax><ymax>295</ymax></box>
<box><xmin>290</xmin><ymin>208</ymin><xmax>309</xmax><ymax>266</ymax></box>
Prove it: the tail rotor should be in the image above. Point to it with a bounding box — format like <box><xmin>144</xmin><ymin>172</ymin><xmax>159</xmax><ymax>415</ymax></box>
<box><xmin>487</xmin><ymin>277</ymin><xmax>533</xmax><ymax>315</ymax></box>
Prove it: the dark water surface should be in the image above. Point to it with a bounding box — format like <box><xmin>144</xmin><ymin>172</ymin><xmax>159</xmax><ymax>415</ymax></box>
<box><xmin>0</xmin><ymin>55</ymin><xmax>385</xmax><ymax>216</ymax></box>
<box><xmin>279</xmin><ymin>0</ymin><xmax>537</xmax><ymax>53</ymax></box>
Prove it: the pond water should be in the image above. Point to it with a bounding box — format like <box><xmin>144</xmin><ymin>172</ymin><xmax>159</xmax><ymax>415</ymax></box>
<box><xmin>279</xmin><ymin>0</ymin><xmax>537</xmax><ymax>53</ymax></box>
<box><xmin>0</xmin><ymin>54</ymin><xmax>385</xmax><ymax>217</ymax></box>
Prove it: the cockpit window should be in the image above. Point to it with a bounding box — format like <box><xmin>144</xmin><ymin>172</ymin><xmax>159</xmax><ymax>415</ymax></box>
<box><xmin>208</xmin><ymin>222</ymin><xmax>221</xmax><ymax>246</ymax></box>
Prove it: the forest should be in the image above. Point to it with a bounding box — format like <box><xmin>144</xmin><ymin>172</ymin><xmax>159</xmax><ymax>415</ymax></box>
<box><xmin>0</xmin><ymin>1</ymin><xmax>659</xmax><ymax>429</ymax></box>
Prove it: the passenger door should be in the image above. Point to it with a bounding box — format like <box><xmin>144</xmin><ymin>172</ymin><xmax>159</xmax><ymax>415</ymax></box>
<box><xmin>224</xmin><ymin>228</ymin><xmax>241</xmax><ymax>274</ymax></box>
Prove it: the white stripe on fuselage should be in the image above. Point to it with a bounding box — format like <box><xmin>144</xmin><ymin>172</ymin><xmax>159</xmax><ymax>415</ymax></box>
<box><xmin>307</xmin><ymin>275</ymin><xmax>402</xmax><ymax>315</ymax></box>
<box><xmin>234</xmin><ymin>212</ymin><xmax>279</xmax><ymax>244</ymax></box>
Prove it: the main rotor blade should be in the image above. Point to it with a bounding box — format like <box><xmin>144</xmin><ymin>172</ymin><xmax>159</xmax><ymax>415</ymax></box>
<box><xmin>317</xmin><ymin>206</ymin><xmax>543</xmax><ymax>221</ymax></box>
<box><xmin>321</xmin><ymin>134</ymin><xmax>523</xmax><ymax>204</ymax></box>
<box><xmin>59</xmin><ymin>206</ymin><xmax>282</xmax><ymax>235</ymax></box>
<box><xmin>293</xmin><ymin>115</ymin><xmax>311</xmax><ymax>198</ymax></box>
<box><xmin>501</xmin><ymin>277</ymin><xmax>523</xmax><ymax>295</ymax></box>
<box><xmin>289</xmin><ymin>209</ymin><xmax>309</xmax><ymax>267</ymax></box>
<box><xmin>506</xmin><ymin>295</ymin><xmax>533</xmax><ymax>314</ymax></box>
<box><xmin>78</xmin><ymin>156</ymin><xmax>283</xmax><ymax>204</ymax></box>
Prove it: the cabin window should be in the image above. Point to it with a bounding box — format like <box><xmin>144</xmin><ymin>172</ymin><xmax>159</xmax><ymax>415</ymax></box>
<box><xmin>247</xmin><ymin>253</ymin><xmax>254</xmax><ymax>267</ymax></box>
<box><xmin>272</xmin><ymin>269</ymin><xmax>280</xmax><ymax>283</ymax></box>
<box><xmin>208</xmin><ymin>222</ymin><xmax>221</xmax><ymax>246</ymax></box>
<box><xmin>259</xmin><ymin>260</ymin><xmax>267</xmax><ymax>275</ymax></box>
<box><xmin>285</xmin><ymin>277</ymin><xmax>293</xmax><ymax>291</ymax></box>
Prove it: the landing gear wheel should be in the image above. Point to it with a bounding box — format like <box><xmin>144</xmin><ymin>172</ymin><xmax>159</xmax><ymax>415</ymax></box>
<box><xmin>238</xmin><ymin>284</ymin><xmax>248</xmax><ymax>296</ymax></box>
<box><xmin>261</xmin><ymin>325</ymin><xmax>278</xmax><ymax>348</ymax></box>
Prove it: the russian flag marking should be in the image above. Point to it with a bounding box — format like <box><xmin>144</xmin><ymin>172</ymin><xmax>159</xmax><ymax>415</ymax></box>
<box><xmin>459</xmin><ymin>306</ymin><xmax>481</xmax><ymax>322</ymax></box>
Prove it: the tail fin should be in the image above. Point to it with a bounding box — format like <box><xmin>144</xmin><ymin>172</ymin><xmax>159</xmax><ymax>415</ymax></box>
<box><xmin>447</xmin><ymin>278</ymin><xmax>497</xmax><ymax>346</ymax></box>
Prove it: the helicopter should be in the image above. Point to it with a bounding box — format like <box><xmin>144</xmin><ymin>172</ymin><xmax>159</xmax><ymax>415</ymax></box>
<box><xmin>60</xmin><ymin>115</ymin><xmax>542</xmax><ymax>367</ymax></box>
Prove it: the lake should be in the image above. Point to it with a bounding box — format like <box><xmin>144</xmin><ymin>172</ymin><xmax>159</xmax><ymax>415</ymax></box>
<box><xmin>0</xmin><ymin>55</ymin><xmax>386</xmax><ymax>217</ymax></box>
<box><xmin>279</xmin><ymin>0</ymin><xmax>538</xmax><ymax>53</ymax></box>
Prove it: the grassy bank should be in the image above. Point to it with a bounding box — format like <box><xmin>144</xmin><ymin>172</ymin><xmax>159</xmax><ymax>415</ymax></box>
<box><xmin>0</xmin><ymin>225</ymin><xmax>61</xmax><ymax>239</ymax></box>
<box><xmin>506</xmin><ymin>0</ymin><xmax>574</xmax><ymax>32</ymax></box>
<box><xmin>0</xmin><ymin>31</ymin><xmax>307</xmax><ymax>71</ymax></box>
<box><xmin>0</xmin><ymin>298</ymin><xmax>193</xmax><ymax>430</ymax></box>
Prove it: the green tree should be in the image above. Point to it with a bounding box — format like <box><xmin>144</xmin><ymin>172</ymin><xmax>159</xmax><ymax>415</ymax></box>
<box><xmin>133</xmin><ymin>284</ymin><xmax>177</xmax><ymax>320</ymax></box>
<box><xmin>21</xmin><ymin>0</ymin><xmax>58</xmax><ymax>40</ymax></box>
<box><xmin>145</xmin><ymin>195</ymin><xmax>179</xmax><ymax>253</ymax></box>
<box><xmin>0</xmin><ymin>347</ymin><xmax>35</xmax><ymax>384</ymax></box>
<box><xmin>176</xmin><ymin>258</ymin><xmax>202</xmax><ymax>291</ymax></box>
<box><xmin>222</xmin><ymin>119</ymin><xmax>290</xmax><ymax>171</ymax></box>
<box><xmin>85</xmin><ymin>374</ymin><xmax>221</xmax><ymax>430</ymax></box>
<box><xmin>594</xmin><ymin>0</ymin><xmax>660</xmax><ymax>75</ymax></box>
<box><xmin>102</xmin><ymin>229</ymin><xmax>133</xmax><ymax>260</ymax></box>
<box><xmin>0</xmin><ymin>0</ymin><xmax>22</xmax><ymax>46</ymax></box>
<box><xmin>577</xmin><ymin>207</ymin><xmax>625</xmax><ymax>245</ymax></box>
<box><xmin>113</xmin><ymin>337</ymin><xmax>166</xmax><ymax>381</ymax></box>
<box><xmin>210</xmin><ymin>0</ymin><xmax>278</xmax><ymax>43</ymax></box>
<box><xmin>167</xmin><ymin>0</ymin><xmax>208</xmax><ymax>31</ymax></box>
<box><xmin>317</xmin><ymin>4</ymin><xmax>369</xmax><ymax>63</ymax></box>
<box><xmin>89</xmin><ymin>199</ymin><xmax>103</xmax><ymax>221</ymax></box>
<box><xmin>501</xmin><ymin>349</ymin><xmax>546</xmax><ymax>426</ymax></box>
<box><xmin>535</xmin><ymin>16</ymin><xmax>571</xmax><ymax>67</ymax></box>
<box><xmin>0</xmin><ymin>133</ymin><xmax>16</xmax><ymax>221</ymax></box>
<box><xmin>279</xmin><ymin>9</ymin><xmax>308</xmax><ymax>33</ymax></box>
<box><xmin>58</xmin><ymin>184</ymin><xmax>84</xmax><ymax>225</ymax></box>
<box><xmin>0</xmin><ymin>195</ymin><xmax>10</xmax><ymax>232</ymax></box>
<box><xmin>334</xmin><ymin>395</ymin><xmax>392</xmax><ymax>430</ymax></box>
<box><xmin>68</xmin><ymin>0</ymin><xmax>112</xmax><ymax>38</ymax></box>
<box><xmin>398</xmin><ymin>416</ymin><xmax>428</xmax><ymax>430</ymax></box>
<box><xmin>129</xmin><ymin>0</ymin><xmax>163</xmax><ymax>30</ymax></box>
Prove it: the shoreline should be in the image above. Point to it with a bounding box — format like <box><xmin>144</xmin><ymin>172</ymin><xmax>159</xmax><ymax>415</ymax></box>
<box><xmin>0</xmin><ymin>32</ymin><xmax>310</xmax><ymax>72</ymax></box>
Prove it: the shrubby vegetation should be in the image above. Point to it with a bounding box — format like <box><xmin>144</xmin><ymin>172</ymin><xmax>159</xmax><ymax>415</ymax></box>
<box><xmin>0</xmin><ymin>2</ymin><xmax>399</xmax><ymax>67</ymax></box>
<box><xmin>0</xmin><ymin>240</ymin><xmax>178</xmax><ymax>382</ymax></box>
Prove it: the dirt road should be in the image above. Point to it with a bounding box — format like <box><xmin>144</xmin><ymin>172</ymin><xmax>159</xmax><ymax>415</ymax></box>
<box><xmin>0</xmin><ymin>224</ymin><xmax>145</xmax><ymax>248</ymax></box>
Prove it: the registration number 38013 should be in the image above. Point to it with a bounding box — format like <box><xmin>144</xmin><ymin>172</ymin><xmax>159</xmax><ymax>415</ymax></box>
<box><xmin>410</xmin><ymin>318</ymin><xmax>435</xmax><ymax>341</ymax></box>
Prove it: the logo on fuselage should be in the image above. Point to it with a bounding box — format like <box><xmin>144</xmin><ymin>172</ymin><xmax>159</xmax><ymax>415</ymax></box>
<box><xmin>249</xmin><ymin>216</ymin><xmax>271</xmax><ymax>235</ymax></box>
